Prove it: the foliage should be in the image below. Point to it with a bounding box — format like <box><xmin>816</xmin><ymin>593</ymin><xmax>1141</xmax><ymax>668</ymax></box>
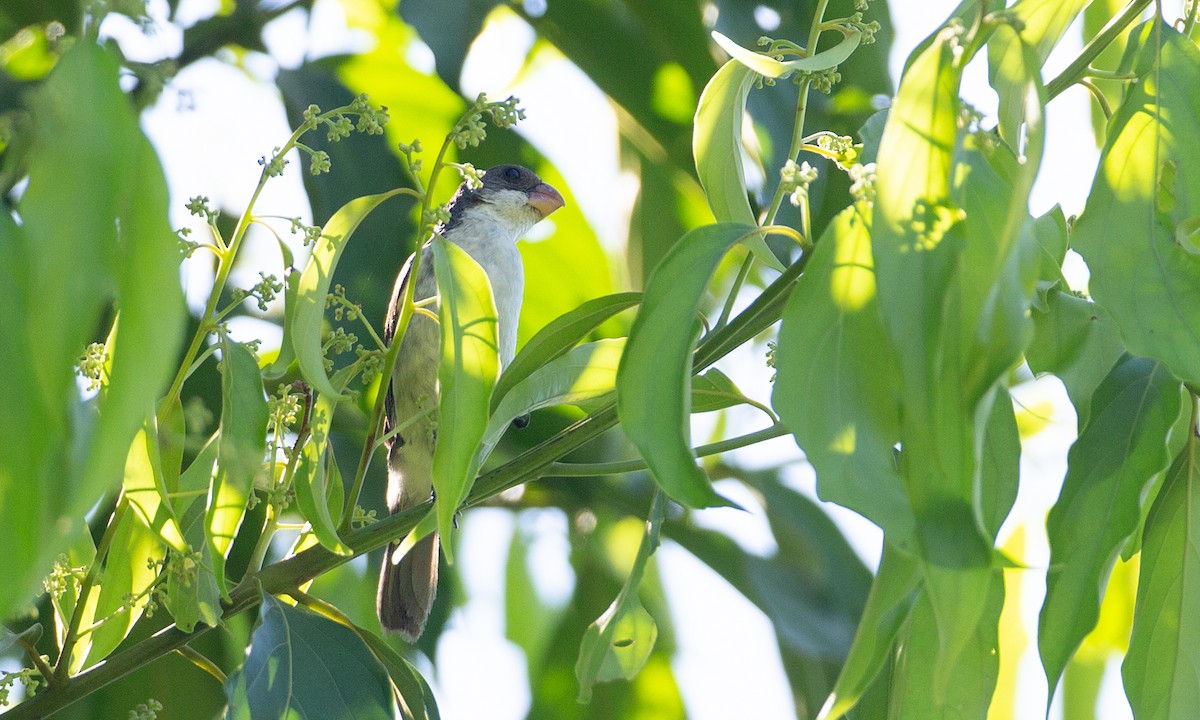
<box><xmin>1</xmin><ymin>0</ymin><xmax>1199</xmax><ymax>718</ymax></box>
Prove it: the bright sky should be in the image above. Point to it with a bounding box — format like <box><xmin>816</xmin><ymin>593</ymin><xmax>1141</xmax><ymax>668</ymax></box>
<box><xmin>102</xmin><ymin>1</ymin><xmax>1191</xmax><ymax>718</ymax></box>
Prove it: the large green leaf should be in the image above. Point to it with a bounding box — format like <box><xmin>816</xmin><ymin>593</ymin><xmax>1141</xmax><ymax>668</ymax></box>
<box><xmin>431</xmin><ymin>237</ymin><xmax>500</xmax><ymax>562</ymax></box>
<box><xmin>692</xmin><ymin>60</ymin><xmax>785</xmax><ymax>271</ymax></box>
<box><xmin>772</xmin><ymin>204</ymin><xmax>911</xmax><ymax>541</ymax></box>
<box><xmin>1072</xmin><ymin>23</ymin><xmax>1200</xmax><ymax>385</ymax></box>
<box><xmin>224</xmin><ymin>594</ymin><xmax>392</xmax><ymax>719</ymax></box>
<box><xmin>617</xmin><ymin>223</ymin><xmax>760</xmax><ymax>509</ymax></box>
<box><xmin>1038</xmin><ymin>355</ymin><xmax>1188</xmax><ymax>694</ymax></box>
<box><xmin>206</xmin><ymin>336</ymin><xmax>268</xmax><ymax>598</ymax></box>
<box><xmin>1122</xmin><ymin>435</ymin><xmax>1200</xmax><ymax>719</ymax></box>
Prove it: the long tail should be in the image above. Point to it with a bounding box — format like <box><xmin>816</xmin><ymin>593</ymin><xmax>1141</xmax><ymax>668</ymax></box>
<box><xmin>377</xmin><ymin>532</ymin><xmax>440</xmax><ymax>641</ymax></box>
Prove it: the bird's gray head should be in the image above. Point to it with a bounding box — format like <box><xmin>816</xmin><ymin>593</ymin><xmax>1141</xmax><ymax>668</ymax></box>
<box><xmin>443</xmin><ymin>164</ymin><xmax>565</xmax><ymax>238</ymax></box>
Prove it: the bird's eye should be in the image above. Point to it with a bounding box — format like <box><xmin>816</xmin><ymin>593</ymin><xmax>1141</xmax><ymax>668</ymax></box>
<box><xmin>504</xmin><ymin>167</ymin><xmax>522</xmax><ymax>182</ymax></box>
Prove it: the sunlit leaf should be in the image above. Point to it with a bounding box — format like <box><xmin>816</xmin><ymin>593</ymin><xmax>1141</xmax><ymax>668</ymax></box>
<box><xmin>1072</xmin><ymin>23</ymin><xmax>1200</xmax><ymax>385</ymax></box>
<box><xmin>225</xmin><ymin>594</ymin><xmax>392</xmax><ymax>719</ymax></box>
<box><xmin>431</xmin><ymin>236</ymin><xmax>500</xmax><ymax>562</ymax></box>
<box><xmin>123</xmin><ymin>422</ymin><xmax>187</xmax><ymax>553</ymax></box>
<box><xmin>772</xmin><ymin>204</ymin><xmax>912</xmax><ymax>541</ymax></box>
<box><xmin>78</xmin><ymin>503</ymin><xmax>165</xmax><ymax>672</ymax></box>
<box><xmin>486</xmin><ymin>339</ymin><xmax>625</xmax><ymax>453</ymax></box>
<box><xmin>293</xmin><ymin>386</ymin><xmax>353</xmax><ymax>556</ymax></box>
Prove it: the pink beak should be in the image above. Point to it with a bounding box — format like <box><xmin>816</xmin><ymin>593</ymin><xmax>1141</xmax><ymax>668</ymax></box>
<box><xmin>528</xmin><ymin>182</ymin><xmax>565</xmax><ymax>219</ymax></box>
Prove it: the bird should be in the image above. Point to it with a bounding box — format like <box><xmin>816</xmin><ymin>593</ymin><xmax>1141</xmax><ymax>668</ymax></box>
<box><xmin>377</xmin><ymin>164</ymin><xmax>565</xmax><ymax>641</ymax></box>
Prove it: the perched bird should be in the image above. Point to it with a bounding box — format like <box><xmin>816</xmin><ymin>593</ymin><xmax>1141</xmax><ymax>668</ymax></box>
<box><xmin>377</xmin><ymin>164</ymin><xmax>565</xmax><ymax>640</ymax></box>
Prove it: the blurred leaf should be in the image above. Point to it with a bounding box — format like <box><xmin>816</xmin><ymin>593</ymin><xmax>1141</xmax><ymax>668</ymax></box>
<box><xmin>431</xmin><ymin>236</ymin><xmax>500</xmax><ymax>562</ymax></box>
<box><xmin>224</xmin><ymin>594</ymin><xmax>392</xmax><ymax>719</ymax></box>
<box><xmin>617</xmin><ymin>223</ymin><xmax>760</xmax><ymax>509</ymax></box>
<box><xmin>772</xmin><ymin>204</ymin><xmax>912</xmax><ymax>541</ymax></box>
<box><xmin>494</xmin><ymin>292</ymin><xmax>641</xmax><ymax>410</ymax></box>
<box><xmin>206</xmin><ymin>336</ymin><xmax>268</xmax><ymax>599</ymax></box>
<box><xmin>293</xmin><ymin>189</ymin><xmax>410</xmax><ymax>399</ymax></box>
<box><xmin>987</xmin><ymin>0</ymin><xmax>1089</xmax><ymax>144</ymax></box>
<box><xmin>1122</xmin><ymin>436</ymin><xmax>1200</xmax><ymax>719</ymax></box>
<box><xmin>397</xmin><ymin>0</ymin><xmax>498</xmax><ymax>89</ymax></box>
<box><xmin>123</xmin><ymin>422</ymin><xmax>187</xmax><ymax>553</ymax></box>
<box><xmin>693</xmin><ymin>60</ymin><xmax>784</xmax><ymax>270</ymax></box>
<box><xmin>0</xmin><ymin>40</ymin><xmax>181</xmax><ymax>621</ymax></box>
<box><xmin>1038</xmin><ymin>355</ymin><xmax>1188</xmax><ymax>694</ymax></box>
<box><xmin>1072</xmin><ymin>23</ymin><xmax>1200</xmax><ymax>385</ymax></box>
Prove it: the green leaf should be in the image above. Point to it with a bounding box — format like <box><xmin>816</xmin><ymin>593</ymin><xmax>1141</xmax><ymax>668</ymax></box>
<box><xmin>1072</xmin><ymin>23</ymin><xmax>1200</xmax><ymax>385</ymax></box>
<box><xmin>206</xmin><ymin>336</ymin><xmax>268</xmax><ymax>599</ymax></box>
<box><xmin>1027</xmin><ymin>290</ymin><xmax>1126</xmax><ymax>428</ymax></box>
<box><xmin>492</xmin><ymin>292</ymin><xmax>640</xmax><ymax>410</ymax></box>
<box><xmin>123</xmin><ymin>421</ymin><xmax>188</xmax><ymax>553</ymax></box>
<box><xmin>1082</xmin><ymin>0</ymin><xmax>1136</xmax><ymax>145</ymax></box>
<box><xmin>293</xmin><ymin>188</ymin><xmax>409</xmax><ymax>398</ymax></box>
<box><xmin>431</xmin><ymin>236</ymin><xmax>501</xmax><ymax>562</ymax></box>
<box><xmin>692</xmin><ymin>60</ymin><xmax>785</xmax><ymax>271</ymax></box>
<box><xmin>617</xmin><ymin>223</ymin><xmax>761</xmax><ymax>509</ymax></box>
<box><xmin>224</xmin><ymin>594</ymin><xmax>392</xmax><ymax>719</ymax></box>
<box><xmin>486</xmin><ymin>339</ymin><xmax>626</xmax><ymax>453</ymax></box>
<box><xmin>772</xmin><ymin>204</ymin><xmax>912</xmax><ymax>541</ymax></box>
<box><xmin>711</xmin><ymin>28</ymin><xmax>862</xmax><ymax>78</ymax></box>
<box><xmin>818</xmin><ymin>545</ymin><xmax>920</xmax><ymax>720</ymax></box>
<box><xmin>1038</xmin><ymin>355</ymin><xmax>1188</xmax><ymax>694</ymax></box>
<box><xmin>293</xmin><ymin>388</ymin><xmax>352</xmax><ymax>556</ymax></box>
<box><xmin>1122</xmin><ymin>436</ymin><xmax>1200</xmax><ymax>719</ymax></box>
<box><xmin>987</xmin><ymin>0</ymin><xmax>1089</xmax><ymax>144</ymax></box>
